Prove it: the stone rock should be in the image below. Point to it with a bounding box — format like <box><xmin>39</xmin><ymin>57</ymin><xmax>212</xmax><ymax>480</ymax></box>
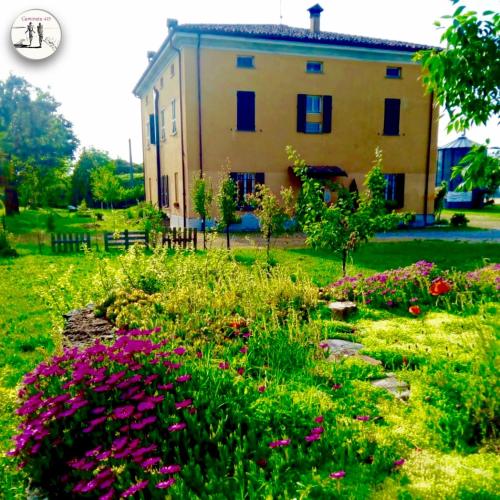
<box><xmin>62</xmin><ymin>305</ymin><xmax>115</xmax><ymax>349</ymax></box>
<box><xmin>371</xmin><ymin>373</ymin><xmax>410</xmax><ymax>400</ymax></box>
<box><xmin>328</xmin><ymin>301</ymin><xmax>357</xmax><ymax>319</ymax></box>
<box><xmin>324</xmin><ymin>339</ymin><xmax>382</xmax><ymax>366</ymax></box>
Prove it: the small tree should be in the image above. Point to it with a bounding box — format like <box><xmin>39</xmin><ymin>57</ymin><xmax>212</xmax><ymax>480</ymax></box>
<box><xmin>246</xmin><ymin>185</ymin><xmax>294</xmax><ymax>263</ymax></box>
<box><xmin>91</xmin><ymin>164</ymin><xmax>123</xmax><ymax>209</ymax></box>
<box><xmin>217</xmin><ymin>174</ymin><xmax>238</xmax><ymax>250</ymax></box>
<box><xmin>288</xmin><ymin>146</ymin><xmax>407</xmax><ymax>276</ymax></box>
<box><xmin>192</xmin><ymin>176</ymin><xmax>213</xmax><ymax>250</ymax></box>
<box><xmin>434</xmin><ymin>181</ymin><xmax>448</xmax><ymax>222</ymax></box>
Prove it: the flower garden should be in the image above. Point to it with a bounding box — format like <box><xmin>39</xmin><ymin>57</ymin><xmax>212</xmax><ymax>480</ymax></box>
<box><xmin>1</xmin><ymin>243</ymin><xmax>499</xmax><ymax>498</ymax></box>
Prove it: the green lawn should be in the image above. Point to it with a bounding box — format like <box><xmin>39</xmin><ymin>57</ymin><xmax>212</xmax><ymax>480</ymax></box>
<box><xmin>442</xmin><ymin>204</ymin><xmax>500</xmax><ymax>229</ymax></box>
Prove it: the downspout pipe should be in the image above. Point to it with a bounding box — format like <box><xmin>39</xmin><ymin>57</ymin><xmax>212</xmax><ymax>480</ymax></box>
<box><xmin>423</xmin><ymin>91</ymin><xmax>434</xmax><ymax>226</ymax></box>
<box><xmin>153</xmin><ymin>88</ymin><xmax>162</xmax><ymax>209</ymax></box>
<box><xmin>171</xmin><ymin>38</ymin><xmax>187</xmax><ymax>228</ymax></box>
<box><xmin>197</xmin><ymin>34</ymin><xmax>204</xmax><ymax>178</ymax></box>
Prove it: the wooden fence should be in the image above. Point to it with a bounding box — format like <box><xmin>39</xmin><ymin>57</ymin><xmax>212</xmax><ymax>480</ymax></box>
<box><xmin>51</xmin><ymin>233</ymin><xmax>91</xmax><ymax>253</ymax></box>
<box><xmin>162</xmin><ymin>228</ymin><xmax>197</xmax><ymax>250</ymax></box>
<box><xmin>104</xmin><ymin>230</ymin><xmax>149</xmax><ymax>251</ymax></box>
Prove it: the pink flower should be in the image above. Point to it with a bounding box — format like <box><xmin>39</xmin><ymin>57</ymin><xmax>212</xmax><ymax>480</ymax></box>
<box><xmin>130</xmin><ymin>416</ymin><xmax>157</xmax><ymax>430</ymax></box>
<box><xmin>137</xmin><ymin>400</ymin><xmax>156</xmax><ymax>412</ymax></box>
<box><xmin>314</xmin><ymin>416</ymin><xmax>324</xmax><ymax>423</ymax></box>
<box><xmin>175</xmin><ymin>399</ymin><xmax>192</xmax><ymax>409</ymax></box>
<box><xmin>332</xmin><ymin>384</ymin><xmax>342</xmax><ymax>390</ymax></box>
<box><xmin>141</xmin><ymin>456</ymin><xmax>161</xmax><ymax>469</ymax></box>
<box><xmin>219</xmin><ymin>362</ymin><xmax>230</xmax><ymax>370</ymax></box>
<box><xmin>311</xmin><ymin>427</ymin><xmax>324</xmax><ymax>434</ymax></box>
<box><xmin>319</xmin><ymin>342</ymin><xmax>329</xmax><ymax>349</ymax></box>
<box><xmin>269</xmin><ymin>439</ymin><xmax>290</xmax><ymax>448</ymax></box>
<box><xmin>258</xmin><ymin>385</ymin><xmax>266</xmax><ymax>393</ymax></box>
<box><xmin>112</xmin><ymin>437</ymin><xmax>128</xmax><ymax>451</ymax></box>
<box><xmin>173</xmin><ymin>347</ymin><xmax>186</xmax><ymax>355</ymax></box>
<box><xmin>158</xmin><ymin>383</ymin><xmax>174</xmax><ymax>391</ymax></box>
<box><xmin>305</xmin><ymin>434</ymin><xmax>321</xmax><ymax>442</ymax></box>
<box><xmin>330</xmin><ymin>470</ymin><xmax>346</xmax><ymax>479</ymax></box>
<box><xmin>176</xmin><ymin>375</ymin><xmax>191</xmax><ymax>383</ymax></box>
<box><xmin>113</xmin><ymin>406</ymin><xmax>135</xmax><ymax>419</ymax></box>
<box><xmin>168</xmin><ymin>422</ymin><xmax>187</xmax><ymax>432</ymax></box>
<box><xmin>236</xmin><ymin>367</ymin><xmax>245</xmax><ymax>375</ymax></box>
<box><xmin>393</xmin><ymin>458</ymin><xmax>405</xmax><ymax>467</ymax></box>
<box><xmin>239</xmin><ymin>346</ymin><xmax>248</xmax><ymax>354</ymax></box>
<box><xmin>196</xmin><ymin>351</ymin><xmax>203</xmax><ymax>358</ymax></box>
<box><xmin>356</xmin><ymin>415</ymin><xmax>370</xmax><ymax>421</ymax></box>
<box><xmin>156</xmin><ymin>478</ymin><xmax>176</xmax><ymax>489</ymax></box>
<box><xmin>120</xmin><ymin>480</ymin><xmax>149</xmax><ymax>497</ymax></box>
<box><xmin>160</xmin><ymin>464</ymin><xmax>181</xmax><ymax>474</ymax></box>
<box><xmin>99</xmin><ymin>489</ymin><xmax>115</xmax><ymax>500</ymax></box>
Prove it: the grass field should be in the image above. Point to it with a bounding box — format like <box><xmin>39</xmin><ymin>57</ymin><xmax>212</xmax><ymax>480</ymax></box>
<box><xmin>0</xmin><ymin>207</ymin><xmax>499</xmax><ymax>497</ymax></box>
<box><xmin>442</xmin><ymin>204</ymin><xmax>500</xmax><ymax>229</ymax></box>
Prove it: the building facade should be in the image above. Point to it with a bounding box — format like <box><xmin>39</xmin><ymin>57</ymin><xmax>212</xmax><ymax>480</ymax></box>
<box><xmin>133</xmin><ymin>5</ymin><xmax>439</xmax><ymax>228</ymax></box>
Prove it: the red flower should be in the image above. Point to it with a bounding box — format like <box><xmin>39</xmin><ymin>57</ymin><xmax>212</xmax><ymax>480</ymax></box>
<box><xmin>408</xmin><ymin>305</ymin><xmax>421</xmax><ymax>316</ymax></box>
<box><xmin>430</xmin><ymin>278</ymin><xmax>451</xmax><ymax>296</ymax></box>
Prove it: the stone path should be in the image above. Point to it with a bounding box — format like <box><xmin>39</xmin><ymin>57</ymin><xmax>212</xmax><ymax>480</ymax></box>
<box><xmin>324</xmin><ymin>338</ymin><xmax>410</xmax><ymax>400</ymax></box>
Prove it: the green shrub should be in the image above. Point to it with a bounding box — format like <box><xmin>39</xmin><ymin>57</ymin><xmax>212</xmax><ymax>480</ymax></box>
<box><xmin>450</xmin><ymin>213</ymin><xmax>469</xmax><ymax>227</ymax></box>
<box><xmin>46</xmin><ymin>212</ymin><xmax>56</xmax><ymax>232</ymax></box>
<box><xmin>0</xmin><ymin>230</ymin><xmax>18</xmax><ymax>257</ymax></box>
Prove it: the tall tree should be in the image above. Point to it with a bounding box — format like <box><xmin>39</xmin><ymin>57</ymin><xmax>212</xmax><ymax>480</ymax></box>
<box><xmin>0</xmin><ymin>75</ymin><xmax>78</xmax><ymax>214</ymax></box>
<box><xmin>71</xmin><ymin>148</ymin><xmax>112</xmax><ymax>206</ymax></box>
<box><xmin>91</xmin><ymin>164</ymin><xmax>123</xmax><ymax>209</ymax></box>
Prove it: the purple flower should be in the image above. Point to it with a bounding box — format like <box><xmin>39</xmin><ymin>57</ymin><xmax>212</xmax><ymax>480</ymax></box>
<box><xmin>175</xmin><ymin>399</ymin><xmax>192</xmax><ymax>409</ymax></box>
<box><xmin>156</xmin><ymin>478</ymin><xmax>176</xmax><ymax>489</ymax></box>
<box><xmin>319</xmin><ymin>342</ymin><xmax>329</xmax><ymax>349</ymax></box>
<box><xmin>168</xmin><ymin>422</ymin><xmax>187</xmax><ymax>432</ymax></box>
<box><xmin>173</xmin><ymin>347</ymin><xmax>186</xmax><ymax>355</ymax></box>
<box><xmin>160</xmin><ymin>464</ymin><xmax>181</xmax><ymax>474</ymax></box>
<box><xmin>269</xmin><ymin>439</ymin><xmax>290</xmax><ymax>448</ymax></box>
<box><xmin>91</xmin><ymin>407</ymin><xmax>106</xmax><ymax>415</ymax></box>
<box><xmin>393</xmin><ymin>458</ymin><xmax>405</xmax><ymax>467</ymax></box>
<box><xmin>113</xmin><ymin>406</ymin><xmax>135</xmax><ymax>419</ymax></box>
<box><xmin>120</xmin><ymin>480</ymin><xmax>149</xmax><ymax>497</ymax></box>
<box><xmin>240</xmin><ymin>346</ymin><xmax>248</xmax><ymax>354</ymax></box>
<box><xmin>130</xmin><ymin>416</ymin><xmax>157</xmax><ymax>430</ymax></box>
<box><xmin>137</xmin><ymin>400</ymin><xmax>156</xmax><ymax>412</ymax></box>
<box><xmin>219</xmin><ymin>362</ymin><xmax>230</xmax><ymax>370</ymax></box>
<box><xmin>141</xmin><ymin>456</ymin><xmax>161</xmax><ymax>469</ymax></box>
<box><xmin>332</xmin><ymin>384</ymin><xmax>342</xmax><ymax>390</ymax></box>
<box><xmin>356</xmin><ymin>415</ymin><xmax>370</xmax><ymax>421</ymax></box>
<box><xmin>330</xmin><ymin>470</ymin><xmax>346</xmax><ymax>479</ymax></box>
<box><xmin>158</xmin><ymin>383</ymin><xmax>174</xmax><ymax>391</ymax></box>
<box><xmin>258</xmin><ymin>385</ymin><xmax>266</xmax><ymax>393</ymax></box>
<box><xmin>311</xmin><ymin>427</ymin><xmax>324</xmax><ymax>434</ymax></box>
<box><xmin>112</xmin><ymin>437</ymin><xmax>128</xmax><ymax>451</ymax></box>
<box><xmin>314</xmin><ymin>416</ymin><xmax>324</xmax><ymax>423</ymax></box>
<box><xmin>176</xmin><ymin>374</ymin><xmax>191</xmax><ymax>383</ymax></box>
<box><xmin>99</xmin><ymin>488</ymin><xmax>115</xmax><ymax>500</ymax></box>
<box><xmin>305</xmin><ymin>434</ymin><xmax>321</xmax><ymax>442</ymax></box>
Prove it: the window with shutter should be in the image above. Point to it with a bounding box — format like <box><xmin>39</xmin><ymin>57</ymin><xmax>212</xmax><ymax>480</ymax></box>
<box><xmin>383</xmin><ymin>98</ymin><xmax>401</xmax><ymax>136</ymax></box>
<box><xmin>297</xmin><ymin>94</ymin><xmax>307</xmax><ymax>132</ymax></box>
<box><xmin>322</xmin><ymin>95</ymin><xmax>332</xmax><ymax>133</ymax></box>
<box><xmin>149</xmin><ymin>114</ymin><xmax>156</xmax><ymax>145</ymax></box>
<box><xmin>298</xmin><ymin>94</ymin><xmax>333</xmax><ymax>134</ymax></box>
<box><xmin>236</xmin><ymin>91</ymin><xmax>256</xmax><ymax>131</ymax></box>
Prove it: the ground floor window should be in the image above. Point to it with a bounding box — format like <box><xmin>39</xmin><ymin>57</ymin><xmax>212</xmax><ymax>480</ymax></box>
<box><xmin>160</xmin><ymin>174</ymin><xmax>169</xmax><ymax>207</ymax></box>
<box><xmin>229</xmin><ymin>172</ymin><xmax>265</xmax><ymax>209</ymax></box>
<box><xmin>384</xmin><ymin>173</ymin><xmax>405</xmax><ymax>209</ymax></box>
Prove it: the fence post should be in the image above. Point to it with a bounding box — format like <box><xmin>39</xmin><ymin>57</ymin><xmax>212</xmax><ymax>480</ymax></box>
<box><xmin>193</xmin><ymin>228</ymin><xmax>198</xmax><ymax>251</ymax></box>
<box><xmin>124</xmin><ymin>230</ymin><xmax>129</xmax><ymax>250</ymax></box>
<box><xmin>104</xmin><ymin>232</ymin><xmax>109</xmax><ymax>252</ymax></box>
<box><xmin>86</xmin><ymin>233</ymin><xmax>91</xmax><ymax>250</ymax></box>
<box><xmin>51</xmin><ymin>233</ymin><xmax>55</xmax><ymax>253</ymax></box>
<box><xmin>145</xmin><ymin>229</ymin><xmax>149</xmax><ymax>249</ymax></box>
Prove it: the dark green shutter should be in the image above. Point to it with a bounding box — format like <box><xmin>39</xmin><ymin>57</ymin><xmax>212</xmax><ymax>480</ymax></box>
<box><xmin>395</xmin><ymin>174</ymin><xmax>405</xmax><ymax>209</ymax></box>
<box><xmin>383</xmin><ymin>98</ymin><xmax>400</xmax><ymax>135</ymax></box>
<box><xmin>149</xmin><ymin>114</ymin><xmax>156</xmax><ymax>144</ymax></box>
<box><xmin>237</xmin><ymin>91</ymin><xmax>255</xmax><ymax>131</ymax></box>
<box><xmin>297</xmin><ymin>94</ymin><xmax>307</xmax><ymax>132</ymax></box>
<box><xmin>322</xmin><ymin>95</ymin><xmax>332</xmax><ymax>133</ymax></box>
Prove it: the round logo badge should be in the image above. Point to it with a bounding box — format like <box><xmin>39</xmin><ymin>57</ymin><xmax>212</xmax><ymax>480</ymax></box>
<box><xmin>11</xmin><ymin>9</ymin><xmax>61</xmax><ymax>60</ymax></box>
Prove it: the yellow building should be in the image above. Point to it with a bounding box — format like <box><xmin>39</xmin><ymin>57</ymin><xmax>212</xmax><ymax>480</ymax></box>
<box><xmin>133</xmin><ymin>4</ymin><xmax>438</xmax><ymax>229</ymax></box>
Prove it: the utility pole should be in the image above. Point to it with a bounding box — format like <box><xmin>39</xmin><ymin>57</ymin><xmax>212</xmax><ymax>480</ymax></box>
<box><xmin>128</xmin><ymin>138</ymin><xmax>134</xmax><ymax>186</ymax></box>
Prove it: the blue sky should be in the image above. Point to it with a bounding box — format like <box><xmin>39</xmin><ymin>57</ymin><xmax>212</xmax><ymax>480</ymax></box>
<box><xmin>1</xmin><ymin>0</ymin><xmax>498</xmax><ymax>161</ymax></box>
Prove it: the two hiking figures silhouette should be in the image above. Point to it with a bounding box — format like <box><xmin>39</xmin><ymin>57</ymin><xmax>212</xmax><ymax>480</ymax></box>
<box><xmin>25</xmin><ymin>22</ymin><xmax>43</xmax><ymax>48</ymax></box>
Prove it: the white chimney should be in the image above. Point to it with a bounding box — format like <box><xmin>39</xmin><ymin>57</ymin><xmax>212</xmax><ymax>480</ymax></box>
<box><xmin>308</xmin><ymin>4</ymin><xmax>324</xmax><ymax>34</ymax></box>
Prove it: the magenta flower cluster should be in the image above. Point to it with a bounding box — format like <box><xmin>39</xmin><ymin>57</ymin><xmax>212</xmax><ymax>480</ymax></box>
<box><xmin>8</xmin><ymin>329</ymin><xmax>190</xmax><ymax>498</ymax></box>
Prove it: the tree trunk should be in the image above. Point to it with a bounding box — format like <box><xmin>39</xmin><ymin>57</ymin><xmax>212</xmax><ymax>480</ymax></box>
<box><xmin>202</xmin><ymin>216</ymin><xmax>206</xmax><ymax>250</ymax></box>
<box><xmin>342</xmin><ymin>249</ymin><xmax>347</xmax><ymax>276</ymax></box>
<box><xmin>226</xmin><ymin>225</ymin><xmax>230</xmax><ymax>250</ymax></box>
<box><xmin>4</xmin><ymin>186</ymin><xmax>20</xmax><ymax>215</ymax></box>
